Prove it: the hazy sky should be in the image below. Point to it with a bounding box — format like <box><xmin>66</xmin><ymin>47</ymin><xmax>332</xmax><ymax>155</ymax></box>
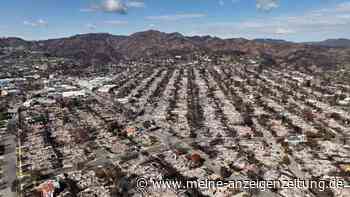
<box><xmin>0</xmin><ymin>0</ymin><xmax>349</xmax><ymax>41</ymax></box>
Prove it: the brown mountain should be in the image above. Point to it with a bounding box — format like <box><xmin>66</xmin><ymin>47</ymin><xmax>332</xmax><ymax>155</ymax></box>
<box><xmin>1</xmin><ymin>30</ymin><xmax>350</xmax><ymax>71</ymax></box>
<box><xmin>31</xmin><ymin>33</ymin><xmax>126</xmax><ymax>65</ymax></box>
<box><xmin>115</xmin><ymin>30</ymin><xmax>202</xmax><ymax>59</ymax></box>
<box><xmin>0</xmin><ymin>37</ymin><xmax>29</xmax><ymax>48</ymax></box>
<box><xmin>307</xmin><ymin>39</ymin><xmax>350</xmax><ymax>48</ymax></box>
<box><xmin>28</xmin><ymin>30</ymin><xmax>204</xmax><ymax>63</ymax></box>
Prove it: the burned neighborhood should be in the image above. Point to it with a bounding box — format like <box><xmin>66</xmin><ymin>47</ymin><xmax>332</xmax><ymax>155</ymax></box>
<box><xmin>0</xmin><ymin>31</ymin><xmax>350</xmax><ymax>197</ymax></box>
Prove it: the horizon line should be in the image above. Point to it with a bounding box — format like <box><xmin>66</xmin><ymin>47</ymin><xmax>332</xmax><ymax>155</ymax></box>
<box><xmin>1</xmin><ymin>29</ymin><xmax>349</xmax><ymax>43</ymax></box>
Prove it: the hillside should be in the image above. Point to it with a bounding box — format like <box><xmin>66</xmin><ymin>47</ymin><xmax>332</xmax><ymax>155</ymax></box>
<box><xmin>307</xmin><ymin>39</ymin><xmax>350</xmax><ymax>48</ymax></box>
<box><xmin>1</xmin><ymin>30</ymin><xmax>350</xmax><ymax>71</ymax></box>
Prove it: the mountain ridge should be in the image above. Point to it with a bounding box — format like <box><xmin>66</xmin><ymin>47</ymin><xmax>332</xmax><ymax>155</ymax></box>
<box><xmin>306</xmin><ymin>38</ymin><xmax>350</xmax><ymax>48</ymax></box>
<box><xmin>1</xmin><ymin>30</ymin><xmax>350</xmax><ymax>70</ymax></box>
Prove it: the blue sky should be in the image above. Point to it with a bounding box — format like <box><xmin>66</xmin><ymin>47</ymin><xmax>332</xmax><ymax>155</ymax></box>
<box><xmin>0</xmin><ymin>0</ymin><xmax>349</xmax><ymax>41</ymax></box>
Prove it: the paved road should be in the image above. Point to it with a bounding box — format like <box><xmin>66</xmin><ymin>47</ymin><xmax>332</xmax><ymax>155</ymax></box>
<box><xmin>0</xmin><ymin>132</ymin><xmax>17</xmax><ymax>197</ymax></box>
<box><xmin>1</xmin><ymin>107</ymin><xmax>20</xmax><ymax>197</ymax></box>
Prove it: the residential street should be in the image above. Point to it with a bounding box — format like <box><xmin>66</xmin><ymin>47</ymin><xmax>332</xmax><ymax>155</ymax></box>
<box><xmin>0</xmin><ymin>133</ymin><xmax>16</xmax><ymax>197</ymax></box>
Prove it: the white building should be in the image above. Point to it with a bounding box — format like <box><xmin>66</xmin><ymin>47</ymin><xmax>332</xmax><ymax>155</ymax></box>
<box><xmin>62</xmin><ymin>90</ymin><xmax>86</xmax><ymax>98</ymax></box>
<box><xmin>97</xmin><ymin>85</ymin><xmax>117</xmax><ymax>93</ymax></box>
